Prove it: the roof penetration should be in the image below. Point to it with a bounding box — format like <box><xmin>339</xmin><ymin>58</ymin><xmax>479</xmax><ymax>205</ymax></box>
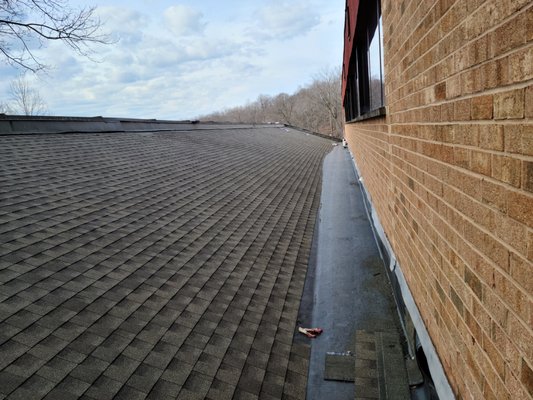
<box><xmin>0</xmin><ymin>125</ymin><xmax>332</xmax><ymax>399</ymax></box>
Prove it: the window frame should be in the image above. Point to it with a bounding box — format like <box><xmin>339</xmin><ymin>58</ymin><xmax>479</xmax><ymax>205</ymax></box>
<box><xmin>344</xmin><ymin>0</ymin><xmax>385</xmax><ymax>122</ymax></box>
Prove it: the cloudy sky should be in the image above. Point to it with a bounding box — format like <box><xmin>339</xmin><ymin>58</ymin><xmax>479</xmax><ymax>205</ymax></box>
<box><xmin>0</xmin><ymin>0</ymin><xmax>345</xmax><ymax>120</ymax></box>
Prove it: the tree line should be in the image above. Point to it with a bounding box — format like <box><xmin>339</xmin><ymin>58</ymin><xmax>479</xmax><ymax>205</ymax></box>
<box><xmin>200</xmin><ymin>67</ymin><xmax>344</xmax><ymax>138</ymax></box>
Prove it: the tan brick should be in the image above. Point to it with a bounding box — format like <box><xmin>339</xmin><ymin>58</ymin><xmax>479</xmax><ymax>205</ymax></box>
<box><xmin>456</xmin><ymin>189</ymin><xmax>491</xmax><ymax>226</ymax></box>
<box><xmin>461</xmin><ymin>70</ymin><xmax>475</xmax><ymax>95</ymax></box>
<box><xmin>491</xmin><ymin>13</ymin><xmax>526</xmax><ymax>56</ymax></box>
<box><xmin>439</xmin><ymin>124</ymin><xmax>455</xmax><ymax>143</ymax></box>
<box><xmin>472</xmin><ymin>293</ymin><xmax>492</xmax><ymax>332</ymax></box>
<box><xmin>494</xmin><ymin>88</ymin><xmax>525</xmax><ymax>119</ymax></box>
<box><xmin>508</xmin><ymin>190</ymin><xmax>533</xmax><ymax>227</ymax></box>
<box><xmin>454</xmin><ymin>98</ymin><xmax>471</xmax><ymax>120</ymax></box>
<box><xmin>504</xmin><ymin>125</ymin><xmax>523</xmax><ymax>153</ymax></box>
<box><xmin>465</xmin><ymin>310</ymin><xmax>483</xmax><ymax>345</ymax></box>
<box><xmin>521</xmin><ymin>358</ymin><xmax>533</xmax><ymax>397</ymax></box>
<box><xmin>453</xmin><ymin>46</ymin><xmax>471</xmax><ymax>72</ymax></box>
<box><xmin>508</xmin><ymin>46</ymin><xmax>533</xmax><ymax>84</ymax></box>
<box><xmin>471</xmin><ymin>150</ymin><xmax>492</xmax><ymax>176</ymax></box>
<box><xmin>522</xmin><ymin>160</ymin><xmax>533</xmax><ymax>192</ymax></box>
<box><xmin>508</xmin><ymin>313</ymin><xmax>532</xmax><ymax>361</ymax></box>
<box><xmin>446</xmin><ymin>75</ymin><xmax>462</xmax><ymax>98</ymax></box>
<box><xmin>507</xmin><ymin>0</ymin><xmax>531</xmax><ymax>13</ymax></box>
<box><xmin>510</xmin><ymin>253</ymin><xmax>533</xmax><ymax>293</ymax></box>
<box><xmin>526</xmin><ymin>85</ymin><xmax>533</xmax><ymax>118</ymax></box>
<box><xmin>491</xmin><ymin>154</ymin><xmax>521</xmax><ymax>187</ymax></box>
<box><xmin>449</xmin><ymin>168</ymin><xmax>483</xmax><ymax>199</ymax></box>
<box><xmin>471</xmin><ymin>94</ymin><xmax>493</xmax><ymax>120</ymax></box>
<box><xmin>464</xmin><ymin>220</ymin><xmax>510</xmax><ymax>268</ymax></box>
<box><xmin>440</xmin><ymin>102</ymin><xmax>454</xmax><ymax>120</ymax></box>
<box><xmin>523</xmin><ymin>125</ymin><xmax>533</xmax><ymax>156</ymax></box>
<box><xmin>496</xmin><ymin>378</ymin><xmax>513</xmax><ymax>400</ymax></box>
<box><xmin>466</xmin><ymin>0</ymin><xmax>485</xmax><ymax>13</ymax></box>
<box><xmin>493</xmin><ymin>269</ymin><xmax>529</xmax><ymax>324</ymax></box>
<box><xmin>454</xmin><ymin>124</ymin><xmax>479</xmax><ymax>146</ymax></box>
<box><xmin>492</xmin><ymin>317</ymin><xmax>522</xmax><ymax>370</ymax></box>
<box><xmin>469</xmin><ymin>35</ymin><xmax>489</xmax><ymax>66</ymax></box>
<box><xmin>483</xmin><ymin>335</ymin><xmax>506</xmax><ymax>380</ymax></box>
<box><xmin>429</xmin><ymin>105</ymin><xmax>441</xmax><ymax>122</ymax></box>
<box><xmin>434</xmin><ymin>81</ymin><xmax>446</xmax><ymax>101</ymax></box>
<box><xmin>481</xmin><ymin>179</ymin><xmax>508</xmax><ymax>213</ymax></box>
<box><xmin>472</xmin><ymin>65</ymin><xmax>485</xmax><ymax>93</ymax></box>
<box><xmin>437</xmin><ymin>144</ymin><xmax>454</xmax><ymax>164</ymax></box>
<box><xmin>485</xmin><ymin>236</ymin><xmax>511</xmax><ymax>271</ymax></box>
<box><xmin>453</xmin><ymin>146</ymin><xmax>470</xmax><ymax>168</ymax></box>
<box><xmin>483</xmin><ymin>378</ymin><xmax>498</xmax><ymax>400</ymax></box>
<box><xmin>506</xmin><ymin>365</ymin><xmax>528</xmax><ymax>400</ymax></box>
<box><xmin>482</xmin><ymin>289</ymin><xmax>509</xmax><ymax>330</ymax></box>
<box><xmin>450</xmin><ymin>286</ymin><xmax>464</xmax><ymax>317</ymax></box>
<box><xmin>464</xmin><ymin>268</ymin><xmax>483</xmax><ymax>300</ymax></box>
<box><xmin>527</xmin><ymin>4</ymin><xmax>533</xmax><ymax>42</ymax></box>
<box><xmin>527</xmin><ymin>231</ymin><xmax>533</xmax><ymax>261</ymax></box>
<box><xmin>484</xmin><ymin>57</ymin><xmax>510</xmax><ymax>89</ymax></box>
<box><xmin>465</xmin><ymin>353</ymin><xmax>485</xmax><ymax>396</ymax></box>
<box><xmin>479</xmin><ymin>124</ymin><xmax>504</xmax><ymax>150</ymax></box>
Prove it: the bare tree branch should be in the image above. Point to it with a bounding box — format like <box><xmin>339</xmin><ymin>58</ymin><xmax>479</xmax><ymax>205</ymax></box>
<box><xmin>0</xmin><ymin>0</ymin><xmax>113</xmax><ymax>72</ymax></box>
<box><xmin>0</xmin><ymin>100</ymin><xmax>12</xmax><ymax>114</ymax></box>
<box><xmin>9</xmin><ymin>74</ymin><xmax>48</xmax><ymax>115</ymax></box>
<box><xmin>273</xmin><ymin>93</ymin><xmax>295</xmax><ymax>125</ymax></box>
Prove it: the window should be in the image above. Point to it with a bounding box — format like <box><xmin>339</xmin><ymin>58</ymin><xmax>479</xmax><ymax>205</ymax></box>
<box><xmin>344</xmin><ymin>0</ymin><xmax>385</xmax><ymax>121</ymax></box>
<box><xmin>345</xmin><ymin>6</ymin><xmax>350</xmax><ymax>40</ymax></box>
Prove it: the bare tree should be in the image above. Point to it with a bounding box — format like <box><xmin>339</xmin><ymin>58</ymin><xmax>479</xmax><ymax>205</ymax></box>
<box><xmin>273</xmin><ymin>93</ymin><xmax>295</xmax><ymax>125</ymax></box>
<box><xmin>0</xmin><ymin>101</ymin><xmax>12</xmax><ymax>113</ymax></box>
<box><xmin>199</xmin><ymin>66</ymin><xmax>344</xmax><ymax>137</ymax></box>
<box><xmin>257</xmin><ymin>94</ymin><xmax>273</xmax><ymax>122</ymax></box>
<box><xmin>306</xmin><ymin>66</ymin><xmax>343</xmax><ymax>136</ymax></box>
<box><xmin>0</xmin><ymin>0</ymin><xmax>111</xmax><ymax>72</ymax></box>
<box><xmin>9</xmin><ymin>75</ymin><xmax>47</xmax><ymax>115</ymax></box>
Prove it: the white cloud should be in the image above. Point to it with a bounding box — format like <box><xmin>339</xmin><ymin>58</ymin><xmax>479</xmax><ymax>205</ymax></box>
<box><xmin>164</xmin><ymin>5</ymin><xmax>206</xmax><ymax>37</ymax></box>
<box><xmin>0</xmin><ymin>0</ymin><xmax>345</xmax><ymax>119</ymax></box>
<box><xmin>97</xmin><ymin>6</ymin><xmax>150</xmax><ymax>44</ymax></box>
<box><xmin>252</xmin><ymin>1</ymin><xmax>321</xmax><ymax>40</ymax></box>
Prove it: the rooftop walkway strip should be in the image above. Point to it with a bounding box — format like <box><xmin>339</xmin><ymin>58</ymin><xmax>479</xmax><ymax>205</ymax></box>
<box><xmin>302</xmin><ymin>146</ymin><xmax>409</xmax><ymax>399</ymax></box>
<box><xmin>0</xmin><ymin>126</ymin><xmax>332</xmax><ymax>400</ymax></box>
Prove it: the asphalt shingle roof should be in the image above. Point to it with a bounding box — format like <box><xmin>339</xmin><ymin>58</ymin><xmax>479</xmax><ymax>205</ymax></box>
<box><xmin>0</xmin><ymin>126</ymin><xmax>332</xmax><ymax>399</ymax></box>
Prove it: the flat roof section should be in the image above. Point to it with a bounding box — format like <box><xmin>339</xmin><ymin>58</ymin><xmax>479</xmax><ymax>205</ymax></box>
<box><xmin>302</xmin><ymin>146</ymin><xmax>409</xmax><ymax>399</ymax></box>
<box><xmin>0</xmin><ymin>125</ymin><xmax>332</xmax><ymax>399</ymax></box>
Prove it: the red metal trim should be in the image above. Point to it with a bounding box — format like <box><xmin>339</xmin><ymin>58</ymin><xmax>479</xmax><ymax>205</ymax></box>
<box><xmin>342</xmin><ymin>0</ymin><xmax>359</xmax><ymax>104</ymax></box>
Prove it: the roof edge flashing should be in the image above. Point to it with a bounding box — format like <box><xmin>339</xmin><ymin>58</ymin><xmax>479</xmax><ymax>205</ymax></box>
<box><xmin>0</xmin><ymin>116</ymin><xmax>264</xmax><ymax>135</ymax></box>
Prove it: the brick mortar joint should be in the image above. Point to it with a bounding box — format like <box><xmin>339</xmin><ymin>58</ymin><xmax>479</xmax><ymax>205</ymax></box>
<box><xmin>387</xmin><ymin>37</ymin><xmax>533</xmax><ymax>103</ymax></box>
<box><xmin>387</xmin><ymin>77</ymin><xmax>533</xmax><ymax>113</ymax></box>
<box><xmin>350</xmin><ymin>136</ymin><xmax>532</xmax><ymax>269</ymax></box>
<box><xmin>386</xmin><ymin>140</ymin><xmax>533</xmax><ymax>198</ymax></box>
<box><xmin>348</xmin><ymin>124</ymin><xmax>533</xmax><ymax>183</ymax></box>
<box><xmin>388</xmin><ymin>132</ymin><xmax>533</xmax><ymax>162</ymax></box>
<box><xmin>382</xmin><ymin>0</ymin><xmax>437</xmax><ymax>62</ymax></box>
<box><xmin>386</xmin><ymin>2</ymin><xmax>532</xmax><ymax>84</ymax></box>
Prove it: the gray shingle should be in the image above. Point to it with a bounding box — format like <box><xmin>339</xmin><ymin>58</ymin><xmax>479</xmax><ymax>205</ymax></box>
<box><xmin>0</xmin><ymin>370</ymin><xmax>25</xmax><ymax>396</ymax></box>
<box><xmin>0</xmin><ymin>126</ymin><xmax>331</xmax><ymax>398</ymax></box>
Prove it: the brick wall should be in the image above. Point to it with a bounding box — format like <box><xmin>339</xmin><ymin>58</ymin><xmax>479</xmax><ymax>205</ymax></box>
<box><xmin>344</xmin><ymin>1</ymin><xmax>532</xmax><ymax>399</ymax></box>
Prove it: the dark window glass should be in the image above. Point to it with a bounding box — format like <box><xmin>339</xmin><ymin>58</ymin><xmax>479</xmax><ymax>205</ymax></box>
<box><xmin>344</xmin><ymin>0</ymin><xmax>385</xmax><ymax>121</ymax></box>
